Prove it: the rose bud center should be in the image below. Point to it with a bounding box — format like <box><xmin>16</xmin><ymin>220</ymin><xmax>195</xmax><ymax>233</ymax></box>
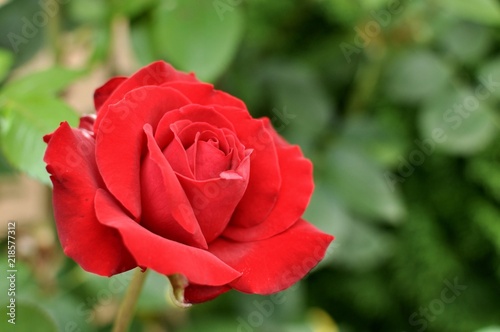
<box><xmin>163</xmin><ymin>120</ymin><xmax>246</xmax><ymax>181</ymax></box>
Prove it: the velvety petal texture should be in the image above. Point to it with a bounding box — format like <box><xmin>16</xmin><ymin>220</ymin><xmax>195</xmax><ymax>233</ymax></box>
<box><xmin>44</xmin><ymin>60</ymin><xmax>333</xmax><ymax>305</ymax></box>
<box><xmin>44</xmin><ymin>123</ymin><xmax>135</xmax><ymax>276</ymax></box>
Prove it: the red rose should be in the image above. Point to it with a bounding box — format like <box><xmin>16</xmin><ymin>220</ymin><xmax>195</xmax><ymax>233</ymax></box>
<box><xmin>44</xmin><ymin>61</ymin><xmax>333</xmax><ymax>304</ymax></box>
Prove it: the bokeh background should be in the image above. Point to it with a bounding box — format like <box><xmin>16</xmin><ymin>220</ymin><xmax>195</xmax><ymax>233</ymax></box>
<box><xmin>1</xmin><ymin>0</ymin><xmax>500</xmax><ymax>331</ymax></box>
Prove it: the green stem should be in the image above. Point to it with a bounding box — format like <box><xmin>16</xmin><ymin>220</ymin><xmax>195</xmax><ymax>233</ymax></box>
<box><xmin>47</xmin><ymin>1</ymin><xmax>62</xmax><ymax>63</ymax></box>
<box><xmin>112</xmin><ymin>268</ymin><xmax>149</xmax><ymax>332</ymax></box>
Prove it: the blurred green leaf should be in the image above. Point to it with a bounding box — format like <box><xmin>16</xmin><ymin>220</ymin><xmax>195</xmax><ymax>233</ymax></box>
<box><xmin>2</xmin><ymin>67</ymin><xmax>84</xmax><ymax>98</ymax></box>
<box><xmin>0</xmin><ymin>48</ymin><xmax>13</xmax><ymax>82</ymax></box>
<box><xmin>478</xmin><ymin>57</ymin><xmax>500</xmax><ymax>101</ymax></box>
<box><xmin>438</xmin><ymin>0</ymin><xmax>500</xmax><ymax>26</ymax></box>
<box><xmin>0</xmin><ymin>0</ymin><xmax>45</xmax><ymax>64</ymax></box>
<box><xmin>471</xmin><ymin>199</ymin><xmax>500</xmax><ymax>255</ymax></box>
<box><xmin>68</xmin><ymin>0</ymin><xmax>109</xmax><ymax>24</ymax></box>
<box><xmin>151</xmin><ymin>0</ymin><xmax>244</xmax><ymax>82</ymax></box>
<box><xmin>119</xmin><ymin>0</ymin><xmax>158</xmax><ymax>17</ymax></box>
<box><xmin>0</xmin><ymin>97</ymin><xmax>78</xmax><ymax>183</ymax></box>
<box><xmin>418</xmin><ymin>87</ymin><xmax>498</xmax><ymax>155</ymax></box>
<box><xmin>44</xmin><ymin>296</ymin><xmax>94</xmax><ymax>332</ymax></box>
<box><xmin>131</xmin><ymin>20</ymin><xmax>157</xmax><ymax>65</ymax></box>
<box><xmin>467</xmin><ymin>155</ymin><xmax>500</xmax><ymax>203</ymax></box>
<box><xmin>360</xmin><ymin>0</ymin><xmax>392</xmax><ymax>10</ymax></box>
<box><xmin>178</xmin><ymin>318</ymin><xmax>240</xmax><ymax>332</ymax></box>
<box><xmin>305</xmin><ymin>184</ymin><xmax>395</xmax><ymax>271</ymax></box>
<box><xmin>475</xmin><ymin>327</ymin><xmax>500</xmax><ymax>332</ymax></box>
<box><xmin>0</xmin><ymin>68</ymin><xmax>81</xmax><ymax>183</ymax></box>
<box><xmin>326</xmin><ymin>145</ymin><xmax>405</xmax><ymax>223</ymax></box>
<box><xmin>0</xmin><ymin>301</ymin><xmax>59</xmax><ymax>332</ymax></box>
<box><xmin>438</xmin><ymin>22</ymin><xmax>493</xmax><ymax>64</ymax></box>
<box><xmin>384</xmin><ymin>50</ymin><xmax>451</xmax><ymax>103</ymax></box>
<box><xmin>137</xmin><ymin>270</ymin><xmax>170</xmax><ymax>312</ymax></box>
<box><xmin>264</xmin><ymin>62</ymin><xmax>333</xmax><ymax>152</ymax></box>
<box><xmin>322</xmin><ymin>0</ymin><xmax>363</xmax><ymax>25</ymax></box>
<box><xmin>338</xmin><ymin>115</ymin><xmax>407</xmax><ymax>167</ymax></box>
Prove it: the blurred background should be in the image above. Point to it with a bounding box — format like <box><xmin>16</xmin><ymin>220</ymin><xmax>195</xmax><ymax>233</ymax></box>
<box><xmin>1</xmin><ymin>0</ymin><xmax>500</xmax><ymax>331</ymax></box>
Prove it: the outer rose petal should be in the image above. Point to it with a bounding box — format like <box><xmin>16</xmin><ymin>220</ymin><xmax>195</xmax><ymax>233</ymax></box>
<box><xmin>78</xmin><ymin>114</ymin><xmax>97</xmax><ymax>131</ymax></box>
<box><xmin>223</xmin><ymin>144</ymin><xmax>313</xmax><ymax>241</ymax></box>
<box><xmin>95</xmin><ymin>86</ymin><xmax>191</xmax><ymax>219</ymax></box>
<box><xmin>94</xmin><ymin>61</ymin><xmax>197</xmax><ymax>130</ymax></box>
<box><xmin>211</xmin><ymin>219</ymin><xmax>333</xmax><ymax>294</ymax></box>
<box><xmin>94</xmin><ymin>76</ymin><xmax>127</xmax><ymax>111</ymax></box>
<box><xmin>44</xmin><ymin>122</ymin><xmax>135</xmax><ymax>276</ymax></box>
<box><xmin>94</xmin><ymin>189</ymin><xmax>242</xmax><ymax>286</ymax></box>
<box><xmin>141</xmin><ymin>124</ymin><xmax>207</xmax><ymax>249</ymax></box>
<box><xmin>177</xmin><ymin>153</ymin><xmax>251</xmax><ymax>243</ymax></box>
<box><xmin>216</xmin><ymin>107</ymin><xmax>282</xmax><ymax>228</ymax></box>
<box><xmin>161</xmin><ymin>82</ymin><xmax>247</xmax><ymax>110</ymax></box>
<box><xmin>184</xmin><ymin>284</ymin><xmax>231</xmax><ymax>304</ymax></box>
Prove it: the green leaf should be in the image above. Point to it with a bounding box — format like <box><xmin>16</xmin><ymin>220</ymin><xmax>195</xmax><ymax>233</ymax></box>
<box><xmin>0</xmin><ymin>96</ymin><xmax>78</xmax><ymax>184</ymax></box>
<box><xmin>337</xmin><ymin>115</ymin><xmax>407</xmax><ymax>167</ymax></box>
<box><xmin>418</xmin><ymin>87</ymin><xmax>498</xmax><ymax>155</ymax></box>
<box><xmin>384</xmin><ymin>50</ymin><xmax>451</xmax><ymax>103</ymax></box>
<box><xmin>304</xmin><ymin>184</ymin><xmax>395</xmax><ymax>271</ymax></box>
<box><xmin>478</xmin><ymin>57</ymin><xmax>500</xmax><ymax>101</ymax></box>
<box><xmin>360</xmin><ymin>0</ymin><xmax>392</xmax><ymax>10</ymax></box>
<box><xmin>151</xmin><ymin>0</ymin><xmax>244</xmax><ymax>82</ymax></box>
<box><xmin>131</xmin><ymin>20</ymin><xmax>157</xmax><ymax>66</ymax></box>
<box><xmin>0</xmin><ymin>48</ymin><xmax>13</xmax><ymax>82</ymax></box>
<box><xmin>137</xmin><ymin>270</ymin><xmax>170</xmax><ymax>312</ymax></box>
<box><xmin>438</xmin><ymin>0</ymin><xmax>500</xmax><ymax>26</ymax></box>
<box><xmin>438</xmin><ymin>21</ymin><xmax>493</xmax><ymax>64</ymax></box>
<box><xmin>0</xmin><ymin>301</ymin><xmax>59</xmax><ymax>332</ymax></box>
<box><xmin>471</xmin><ymin>199</ymin><xmax>500</xmax><ymax>255</ymax></box>
<box><xmin>2</xmin><ymin>67</ymin><xmax>84</xmax><ymax>98</ymax></box>
<box><xmin>0</xmin><ymin>0</ymin><xmax>45</xmax><ymax>64</ymax></box>
<box><xmin>326</xmin><ymin>145</ymin><xmax>405</xmax><ymax>223</ymax></box>
<box><xmin>264</xmin><ymin>63</ymin><xmax>333</xmax><ymax>152</ymax></box>
<box><xmin>0</xmin><ymin>67</ymin><xmax>81</xmax><ymax>183</ymax></box>
<box><xmin>67</xmin><ymin>0</ymin><xmax>109</xmax><ymax>24</ymax></box>
<box><xmin>321</xmin><ymin>0</ymin><xmax>363</xmax><ymax>26</ymax></box>
<box><xmin>119</xmin><ymin>0</ymin><xmax>158</xmax><ymax>17</ymax></box>
<box><xmin>475</xmin><ymin>327</ymin><xmax>500</xmax><ymax>332</ymax></box>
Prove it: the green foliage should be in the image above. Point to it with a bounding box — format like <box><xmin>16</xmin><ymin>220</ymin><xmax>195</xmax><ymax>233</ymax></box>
<box><xmin>1</xmin><ymin>1</ymin><xmax>500</xmax><ymax>331</ymax></box>
<box><xmin>418</xmin><ymin>87</ymin><xmax>498</xmax><ymax>155</ymax></box>
<box><xmin>384</xmin><ymin>50</ymin><xmax>452</xmax><ymax>103</ymax></box>
<box><xmin>150</xmin><ymin>0</ymin><xmax>244</xmax><ymax>82</ymax></box>
<box><xmin>0</xmin><ymin>301</ymin><xmax>59</xmax><ymax>332</ymax></box>
<box><xmin>0</xmin><ymin>68</ymin><xmax>81</xmax><ymax>183</ymax></box>
<box><xmin>0</xmin><ymin>48</ymin><xmax>13</xmax><ymax>82</ymax></box>
<box><xmin>438</xmin><ymin>0</ymin><xmax>500</xmax><ymax>26</ymax></box>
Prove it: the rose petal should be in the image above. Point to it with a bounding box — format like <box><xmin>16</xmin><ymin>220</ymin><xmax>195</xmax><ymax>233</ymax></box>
<box><xmin>162</xmin><ymin>82</ymin><xmax>247</xmax><ymax>110</ymax></box>
<box><xmin>175</xmin><ymin>122</ymin><xmax>229</xmax><ymax>153</ymax></box>
<box><xmin>94</xmin><ymin>76</ymin><xmax>127</xmax><ymax>111</ymax></box>
<box><xmin>177</xmin><ymin>153</ymin><xmax>251</xmax><ymax>243</ymax></box>
<box><xmin>184</xmin><ymin>284</ymin><xmax>231</xmax><ymax>304</ymax></box>
<box><xmin>216</xmin><ymin>107</ymin><xmax>281</xmax><ymax>228</ymax></box>
<box><xmin>163</xmin><ymin>132</ymin><xmax>194</xmax><ymax>178</ymax></box>
<box><xmin>44</xmin><ymin>122</ymin><xmax>135</xmax><ymax>276</ymax></box>
<box><xmin>94</xmin><ymin>189</ymin><xmax>242</xmax><ymax>286</ymax></box>
<box><xmin>211</xmin><ymin>219</ymin><xmax>333</xmax><ymax>294</ymax></box>
<box><xmin>95</xmin><ymin>86</ymin><xmax>191</xmax><ymax>219</ymax></box>
<box><xmin>223</xmin><ymin>144</ymin><xmax>313</xmax><ymax>241</ymax></box>
<box><xmin>155</xmin><ymin>105</ymin><xmax>235</xmax><ymax>150</ymax></box>
<box><xmin>172</xmin><ymin>121</ymin><xmax>232</xmax><ymax>180</ymax></box>
<box><xmin>78</xmin><ymin>114</ymin><xmax>97</xmax><ymax>132</ymax></box>
<box><xmin>94</xmin><ymin>61</ymin><xmax>197</xmax><ymax>130</ymax></box>
<box><xmin>141</xmin><ymin>124</ymin><xmax>207</xmax><ymax>249</ymax></box>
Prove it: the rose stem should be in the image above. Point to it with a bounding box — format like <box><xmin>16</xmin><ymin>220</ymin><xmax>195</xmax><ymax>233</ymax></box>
<box><xmin>112</xmin><ymin>268</ymin><xmax>149</xmax><ymax>332</ymax></box>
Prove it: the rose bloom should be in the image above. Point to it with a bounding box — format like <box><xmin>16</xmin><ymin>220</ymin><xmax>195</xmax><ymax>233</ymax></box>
<box><xmin>44</xmin><ymin>61</ymin><xmax>333</xmax><ymax>304</ymax></box>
